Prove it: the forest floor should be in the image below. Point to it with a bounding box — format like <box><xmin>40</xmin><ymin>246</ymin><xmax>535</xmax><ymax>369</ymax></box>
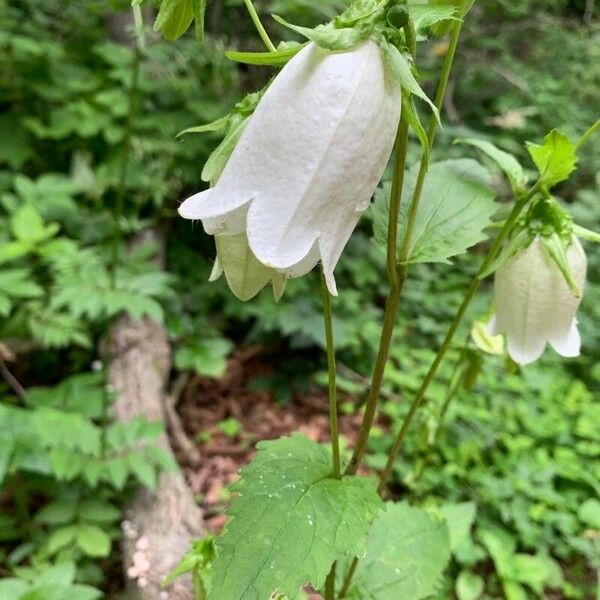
<box><xmin>174</xmin><ymin>346</ymin><xmax>378</xmax><ymax>535</ymax></box>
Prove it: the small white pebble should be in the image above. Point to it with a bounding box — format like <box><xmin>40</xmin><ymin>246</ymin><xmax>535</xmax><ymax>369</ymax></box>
<box><xmin>91</xmin><ymin>359</ymin><xmax>103</xmax><ymax>372</ymax></box>
<box><xmin>138</xmin><ymin>576</ymin><xmax>148</xmax><ymax>588</ymax></box>
<box><xmin>159</xmin><ymin>592</ymin><xmax>169</xmax><ymax>600</ymax></box>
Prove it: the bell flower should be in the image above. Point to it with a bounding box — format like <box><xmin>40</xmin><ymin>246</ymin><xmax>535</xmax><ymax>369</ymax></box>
<box><xmin>179</xmin><ymin>39</ymin><xmax>401</xmax><ymax>297</ymax></box>
<box><xmin>489</xmin><ymin>235</ymin><xmax>587</xmax><ymax>365</ymax></box>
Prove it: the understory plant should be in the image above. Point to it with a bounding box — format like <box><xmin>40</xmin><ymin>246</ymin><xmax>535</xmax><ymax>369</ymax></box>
<box><xmin>149</xmin><ymin>0</ymin><xmax>600</xmax><ymax>598</ymax></box>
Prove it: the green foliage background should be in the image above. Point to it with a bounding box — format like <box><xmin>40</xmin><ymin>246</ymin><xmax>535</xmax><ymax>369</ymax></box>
<box><xmin>0</xmin><ymin>0</ymin><xmax>598</xmax><ymax>598</ymax></box>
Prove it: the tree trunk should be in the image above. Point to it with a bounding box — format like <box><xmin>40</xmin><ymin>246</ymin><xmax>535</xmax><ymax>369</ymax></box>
<box><xmin>108</xmin><ymin>232</ymin><xmax>204</xmax><ymax>599</ymax></box>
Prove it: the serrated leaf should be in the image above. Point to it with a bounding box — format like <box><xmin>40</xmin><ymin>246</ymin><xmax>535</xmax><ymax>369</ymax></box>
<box><xmin>380</xmin><ymin>39</ymin><xmax>440</xmax><ymax>124</ymax></box>
<box><xmin>457</xmin><ymin>137</ymin><xmax>528</xmax><ymax>192</ymax></box>
<box><xmin>208</xmin><ymin>435</ymin><xmax>382</xmax><ymax>600</ymax></box>
<box><xmin>341</xmin><ymin>502</ymin><xmax>451</xmax><ymax>599</ymax></box>
<box><xmin>373</xmin><ymin>159</ymin><xmax>497</xmax><ymax>264</ymax></box>
<box><xmin>526</xmin><ymin>129</ymin><xmax>577</xmax><ymax>187</ymax></box>
<box><xmin>409</xmin><ymin>2</ymin><xmax>459</xmax><ymax>34</ymax></box>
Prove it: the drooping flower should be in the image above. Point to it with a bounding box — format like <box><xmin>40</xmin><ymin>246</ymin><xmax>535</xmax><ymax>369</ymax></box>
<box><xmin>489</xmin><ymin>235</ymin><xmax>587</xmax><ymax>365</ymax></box>
<box><xmin>179</xmin><ymin>39</ymin><xmax>401</xmax><ymax>297</ymax></box>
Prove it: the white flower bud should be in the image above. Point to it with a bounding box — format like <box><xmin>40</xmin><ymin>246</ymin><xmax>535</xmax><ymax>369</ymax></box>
<box><xmin>179</xmin><ymin>40</ymin><xmax>401</xmax><ymax>297</ymax></box>
<box><xmin>489</xmin><ymin>235</ymin><xmax>587</xmax><ymax>365</ymax></box>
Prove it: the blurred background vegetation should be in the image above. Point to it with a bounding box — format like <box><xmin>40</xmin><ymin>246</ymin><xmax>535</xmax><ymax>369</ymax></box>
<box><xmin>0</xmin><ymin>0</ymin><xmax>598</xmax><ymax>598</ymax></box>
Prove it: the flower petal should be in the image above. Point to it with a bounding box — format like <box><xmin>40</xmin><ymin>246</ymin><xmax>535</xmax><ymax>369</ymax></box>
<box><xmin>178</xmin><ymin>189</ymin><xmax>212</xmax><ymax>219</ymax></box>
<box><xmin>548</xmin><ymin>319</ymin><xmax>581</xmax><ymax>358</ymax></box>
<box><xmin>507</xmin><ymin>334</ymin><xmax>546</xmax><ymax>366</ymax></box>
<box><xmin>244</xmin><ymin>40</ymin><xmax>400</xmax><ymax>275</ymax></box>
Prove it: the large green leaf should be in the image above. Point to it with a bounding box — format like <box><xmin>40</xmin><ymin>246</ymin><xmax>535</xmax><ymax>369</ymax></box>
<box><xmin>341</xmin><ymin>502</ymin><xmax>451</xmax><ymax>599</ymax></box>
<box><xmin>373</xmin><ymin>159</ymin><xmax>497</xmax><ymax>264</ymax></box>
<box><xmin>208</xmin><ymin>435</ymin><xmax>382</xmax><ymax>600</ymax></box>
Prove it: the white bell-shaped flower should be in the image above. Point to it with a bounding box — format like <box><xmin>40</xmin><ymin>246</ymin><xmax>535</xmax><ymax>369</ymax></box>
<box><xmin>179</xmin><ymin>39</ymin><xmax>401</xmax><ymax>296</ymax></box>
<box><xmin>489</xmin><ymin>235</ymin><xmax>587</xmax><ymax>365</ymax></box>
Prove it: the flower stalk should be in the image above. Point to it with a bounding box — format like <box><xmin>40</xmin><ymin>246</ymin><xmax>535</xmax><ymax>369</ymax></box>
<box><xmin>321</xmin><ymin>269</ymin><xmax>341</xmax><ymax>479</ymax></box>
<box><xmin>243</xmin><ymin>0</ymin><xmax>276</xmax><ymax>51</ymax></box>
<box><xmin>377</xmin><ymin>180</ymin><xmax>543</xmax><ymax>493</ymax></box>
<box><xmin>346</xmin><ymin>13</ymin><xmax>464</xmax><ymax>476</ymax></box>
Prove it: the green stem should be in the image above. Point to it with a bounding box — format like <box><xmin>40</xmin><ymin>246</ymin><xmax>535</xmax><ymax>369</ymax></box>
<box><xmin>346</xmin><ymin>13</ymin><xmax>464</xmax><ymax>476</ymax></box>
<box><xmin>377</xmin><ymin>181</ymin><xmax>542</xmax><ymax>493</ymax></box>
<box><xmin>321</xmin><ymin>270</ymin><xmax>341</xmax><ymax>479</ymax></box>
<box><xmin>243</xmin><ymin>0</ymin><xmax>276</xmax><ymax>52</ymax></box>
<box><xmin>324</xmin><ymin>562</ymin><xmax>336</xmax><ymax>600</ymax></box>
<box><xmin>575</xmin><ymin>117</ymin><xmax>600</xmax><ymax>152</ymax></box>
<box><xmin>411</xmin><ymin>347</ymin><xmax>467</xmax><ymax>492</ymax></box>
<box><xmin>339</xmin><ymin>556</ymin><xmax>358</xmax><ymax>598</ymax></box>
<box><xmin>397</xmin><ymin>15</ymin><xmax>463</xmax><ymax>266</ymax></box>
<box><xmin>345</xmin><ymin>117</ymin><xmax>409</xmax><ymax>476</ymax></box>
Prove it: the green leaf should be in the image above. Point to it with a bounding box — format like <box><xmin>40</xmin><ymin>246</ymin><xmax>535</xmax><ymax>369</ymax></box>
<box><xmin>177</xmin><ymin>115</ymin><xmax>230</xmax><ymax>138</ymax></box>
<box><xmin>402</xmin><ymin>95</ymin><xmax>429</xmax><ymax>159</ymax></box>
<box><xmin>46</xmin><ymin>525</ymin><xmax>78</xmax><ymax>554</ymax></box>
<box><xmin>380</xmin><ymin>39</ymin><xmax>440</xmax><ymax>124</ymax></box>
<box><xmin>579</xmin><ymin>499</ymin><xmax>600</xmax><ymax>529</ymax></box>
<box><xmin>409</xmin><ymin>2</ymin><xmax>459</xmax><ymax>34</ymax></box>
<box><xmin>373</xmin><ymin>159</ymin><xmax>497</xmax><ymax>264</ymax></box>
<box><xmin>526</xmin><ymin>129</ymin><xmax>577</xmax><ymax>187</ymax></box>
<box><xmin>225</xmin><ymin>44</ymin><xmax>305</xmax><ymax>67</ymax></box>
<box><xmin>0</xmin><ymin>269</ymin><xmax>44</xmax><ymax>298</ymax></box>
<box><xmin>35</xmin><ymin>500</ymin><xmax>77</xmax><ymax>525</ymax></box>
<box><xmin>202</xmin><ymin>116</ymin><xmax>250</xmax><ymax>183</ymax></box>
<box><xmin>272</xmin><ymin>15</ymin><xmax>369</xmax><ymax>51</ymax></box>
<box><xmin>155</xmin><ymin>0</ymin><xmax>193</xmax><ymax>40</ymax></box>
<box><xmin>208</xmin><ymin>435</ymin><xmax>382</xmax><ymax>600</ymax></box>
<box><xmin>174</xmin><ymin>336</ymin><xmax>233</xmax><ymax>377</ymax></box>
<box><xmin>342</xmin><ymin>502</ymin><xmax>451</xmax><ymax>599</ymax></box>
<box><xmin>440</xmin><ymin>502</ymin><xmax>477</xmax><ymax>552</ymax></box>
<box><xmin>78</xmin><ymin>499</ymin><xmax>122</xmax><ymax>524</ymax></box>
<box><xmin>76</xmin><ymin>524</ymin><xmax>111</xmax><ymax>557</ymax></box>
<box><xmin>0</xmin><ymin>579</ymin><xmax>29</xmax><ymax>600</ymax></box>
<box><xmin>456</xmin><ymin>570</ymin><xmax>484</xmax><ymax>600</ymax></box>
<box><xmin>128</xmin><ymin>451</ymin><xmax>158</xmax><ymax>489</ymax></box>
<box><xmin>456</xmin><ymin>137</ymin><xmax>528</xmax><ymax>192</ymax></box>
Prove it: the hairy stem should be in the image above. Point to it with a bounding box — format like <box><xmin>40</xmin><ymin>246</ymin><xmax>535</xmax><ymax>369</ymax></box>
<box><xmin>377</xmin><ymin>181</ymin><xmax>542</xmax><ymax>493</ymax></box>
<box><xmin>321</xmin><ymin>270</ymin><xmax>341</xmax><ymax>479</ymax></box>
<box><xmin>243</xmin><ymin>0</ymin><xmax>276</xmax><ymax>52</ymax></box>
